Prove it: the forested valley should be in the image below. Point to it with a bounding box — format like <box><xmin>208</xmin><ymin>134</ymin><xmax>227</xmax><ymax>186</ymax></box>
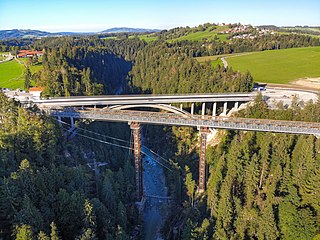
<box><xmin>154</xmin><ymin>95</ymin><xmax>320</xmax><ymax>239</ymax></box>
<box><xmin>0</xmin><ymin>26</ymin><xmax>320</xmax><ymax>239</ymax></box>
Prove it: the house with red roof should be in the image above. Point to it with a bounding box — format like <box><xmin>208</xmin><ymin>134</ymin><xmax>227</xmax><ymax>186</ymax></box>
<box><xmin>17</xmin><ymin>50</ymin><xmax>44</xmax><ymax>58</ymax></box>
<box><xmin>29</xmin><ymin>87</ymin><xmax>44</xmax><ymax>100</ymax></box>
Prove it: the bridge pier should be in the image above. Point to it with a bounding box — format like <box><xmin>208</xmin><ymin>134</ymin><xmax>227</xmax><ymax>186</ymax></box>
<box><xmin>198</xmin><ymin>127</ymin><xmax>210</xmax><ymax>193</ymax></box>
<box><xmin>130</xmin><ymin>122</ymin><xmax>143</xmax><ymax>201</ymax></box>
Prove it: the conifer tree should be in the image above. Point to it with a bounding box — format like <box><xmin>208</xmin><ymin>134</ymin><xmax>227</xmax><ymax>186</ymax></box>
<box><xmin>15</xmin><ymin>224</ymin><xmax>33</xmax><ymax>240</ymax></box>
<box><xmin>24</xmin><ymin>66</ymin><xmax>32</xmax><ymax>90</ymax></box>
<box><xmin>50</xmin><ymin>222</ymin><xmax>60</xmax><ymax>240</ymax></box>
<box><xmin>184</xmin><ymin>166</ymin><xmax>196</xmax><ymax>207</ymax></box>
<box><xmin>37</xmin><ymin>231</ymin><xmax>49</xmax><ymax>240</ymax></box>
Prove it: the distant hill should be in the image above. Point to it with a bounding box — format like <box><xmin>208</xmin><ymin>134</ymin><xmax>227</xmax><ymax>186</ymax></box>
<box><xmin>0</xmin><ymin>28</ymin><xmax>161</xmax><ymax>40</ymax></box>
<box><xmin>0</xmin><ymin>29</ymin><xmax>87</xmax><ymax>40</ymax></box>
<box><xmin>1</xmin><ymin>24</ymin><xmax>318</xmax><ymax>41</ymax></box>
<box><xmin>100</xmin><ymin>27</ymin><xmax>161</xmax><ymax>33</ymax></box>
<box><xmin>0</xmin><ymin>29</ymin><xmax>52</xmax><ymax>39</ymax></box>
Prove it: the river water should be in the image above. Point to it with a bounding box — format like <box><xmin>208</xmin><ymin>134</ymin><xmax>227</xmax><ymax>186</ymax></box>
<box><xmin>142</xmin><ymin>146</ymin><xmax>170</xmax><ymax>240</ymax></box>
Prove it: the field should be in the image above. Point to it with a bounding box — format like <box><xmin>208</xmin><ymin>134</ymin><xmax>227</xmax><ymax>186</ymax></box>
<box><xmin>280</xmin><ymin>27</ymin><xmax>320</xmax><ymax>37</ymax></box>
<box><xmin>137</xmin><ymin>34</ymin><xmax>158</xmax><ymax>42</ymax></box>
<box><xmin>195</xmin><ymin>52</ymin><xmax>254</xmax><ymax>68</ymax></box>
<box><xmin>135</xmin><ymin>26</ymin><xmax>230</xmax><ymax>43</ymax></box>
<box><xmin>171</xmin><ymin>26</ymin><xmax>229</xmax><ymax>42</ymax></box>
<box><xmin>0</xmin><ymin>60</ymin><xmax>25</xmax><ymax>89</ymax></box>
<box><xmin>0</xmin><ymin>58</ymin><xmax>42</xmax><ymax>89</ymax></box>
<box><xmin>128</xmin><ymin>34</ymin><xmax>158</xmax><ymax>42</ymax></box>
<box><xmin>223</xmin><ymin>47</ymin><xmax>320</xmax><ymax>84</ymax></box>
<box><xmin>102</xmin><ymin>36</ymin><xmax>118</xmax><ymax>40</ymax></box>
<box><xmin>18</xmin><ymin>58</ymin><xmax>43</xmax><ymax>74</ymax></box>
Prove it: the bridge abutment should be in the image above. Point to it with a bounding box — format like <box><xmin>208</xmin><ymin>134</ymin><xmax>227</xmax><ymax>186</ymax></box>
<box><xmin>130</xmin><ymin>122</ymin><xmax>143</xmax><ymax>201</ymax></box>
<box><xmin>198</xmin><ymin>127</ymin><xmax>210</xmax><ymax>193</ymax></box>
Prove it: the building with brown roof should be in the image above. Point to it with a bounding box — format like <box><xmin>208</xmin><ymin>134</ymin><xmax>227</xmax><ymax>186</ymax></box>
<box><xmin>17</xmin><ymin>50</ymin><xmax>44</xmax><ymax>58</ymax></box>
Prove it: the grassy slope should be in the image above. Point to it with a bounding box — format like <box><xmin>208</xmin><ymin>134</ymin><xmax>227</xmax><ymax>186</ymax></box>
<box><xmin>0</xmin><ymin>58</ymin><xmax>42</xmax><ymax>89</ymax></box>
<box><xmin>226</xmin><ymin>46</ymin><xmax>320</xmax><ymax>84</ymax></box>
<box><xmin>136</xmin><ymin>26</ymin><xmax>230</xmax><ymax>43</ymax></box>
<box><xmin>171</xmin><ymin>26</ymin><xmax>229</xmax><ymax>42</ymax></box>
<box><xmin>0</xmin><ymin>60</ymin><xmax>25</xmax><ymax>89</ymax></box>
<box><xmin>127</xmin><ymin>34</ymin><xmax>158</xmax><ymax>42</ymax></box>
<box><xmin>195</xmin><ymin>52</ymin><xmax>253</xmax><ymax>63</ymax></box>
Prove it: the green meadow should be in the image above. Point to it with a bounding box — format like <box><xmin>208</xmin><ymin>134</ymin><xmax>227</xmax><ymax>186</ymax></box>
<box><xmin>0</xmin><ymin>59</ymin><xmax>42</xmax><ymax>89</ymax></box>
<box><xmin>138</xmin><ymin>34</ymin><xmax>158</xmax><ymax>42</ymax></box>
<box><xmin>0</xmin><ymin>60</ymin><xmax>25</xmax><ymax>89</ymax></box>
<box><xmin>171</xmin><ymin>26</ymin><xmax>229</xmax><ymax>42</ymax></box>
<box><xmin>226</xmin><ymin>47</ymin><xmax>320</xmax><ymax>84</ymax></box>
<box><xmin>135</xmin><ymin>26</ymin><xmax>230</xmax><ymax>43</ymax></box>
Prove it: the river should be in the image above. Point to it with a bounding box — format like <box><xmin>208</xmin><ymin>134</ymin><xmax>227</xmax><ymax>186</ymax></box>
<box><xmin>142</xmin><ymin>146</ymin><xmax>170</xmax><ymax>240</ymax></box>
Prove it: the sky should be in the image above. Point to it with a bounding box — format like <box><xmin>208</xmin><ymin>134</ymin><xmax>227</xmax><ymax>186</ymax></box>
<box><xmin>0</xmin><ymin>0</ymin><xmax>319</xmax><ymax>32</ymax></box>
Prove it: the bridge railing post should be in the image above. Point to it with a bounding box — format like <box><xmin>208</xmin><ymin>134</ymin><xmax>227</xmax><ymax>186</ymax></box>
<box><xmin>198</xmin><ymin>127</ymin><xmax>210</xmax><ymax>193</ymax></box>
<box><xmin>130</xmin><ymin>122</ymin><xmax>143</xmax><ymax>201</ymax></box>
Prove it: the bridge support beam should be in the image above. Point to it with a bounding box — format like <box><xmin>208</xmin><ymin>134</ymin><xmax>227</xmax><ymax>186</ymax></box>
<box><xmin>212</xmin><ymin>102</ymin><xmax>217</xmax><ymax>116</ymax></box>
<box><xmin>191</xmin><ymin>103</ymin><xmax>194</xmax><ymax>115</ymax></box>
<box><xmin>223</xmin><ymin>102</ymin><xmax>228</xmax><ymax>115</ymax></box>
<box><xmin>234</xmin><ymin>101</ymin><xmax>239</xmax><ymax>110</ymax></box>
<box><xmin>198</xmin><ymin>127</ymin><xmax>210</xmax><ymax>193</ymax></box>
<box><xmin>70</xmin><ymin>117</ymin><xmax>75</xmax><ymax>128</ymax></box>
<box><xmin>57</xmin><ymin>116</ymin><xmax>62</xmax><ymax>126</ymax></box>
<box><xmin>202</xmin><ymin>103</ymin><xmax>206</xmax><ymax>116</ymax></box>
<box><xmin>130</xmin><ymin>122</ymin><xmax>143</xmax><ymax>201</ymax></box>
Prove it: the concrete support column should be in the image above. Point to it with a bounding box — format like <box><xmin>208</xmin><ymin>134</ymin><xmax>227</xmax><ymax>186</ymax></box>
<box><xmin>191</xmin><ymin>103</ymin><xmax>194</xmax><ymax>115</ymax></box>
<box><xmin>198</xmin><ymin>127</ymin><xmax>210</xmax><ymax>193</ymax></box>
<box><xmin>212</xmin><ymin>102</ymin><xmax>217</xmax><ymax>117</ymax></box>
<box><xmin>223</xmin><ymin>102</ymin><xmax>228</xmax><ymax>115</ymax></box>
<box><xmin>70</xmin><ymin>117</ymin><xmax>75</xmax><ymax>128</ymax></box>
<box><xmin>234</xmin><ymin>101</ymin><xmax>239</xmax><ymax>110</ymax></box>
<box><xmin>180</xmin><ymin>104</ymin><xmax>183</xmax><ymax>110</ymax></box>
<box><xmin>202</xmin><ymin>103</ymin><xmax>206</xmax><ymax>116</ymax></box>
<box><xmin>130</xmin><ymin>122</ymin><xmax>143</xmax><ymax>200</ymax></box>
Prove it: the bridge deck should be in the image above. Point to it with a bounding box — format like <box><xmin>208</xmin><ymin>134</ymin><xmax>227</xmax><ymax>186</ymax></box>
<box><xmin>49</xmin><ymin>108</ymin><xmax>320</xmax><ymax>136</ymax></box>
<box><xmin>34</xmin><ymin>93</ymin><xmax>256</xmax><ymax>107</ymax></box>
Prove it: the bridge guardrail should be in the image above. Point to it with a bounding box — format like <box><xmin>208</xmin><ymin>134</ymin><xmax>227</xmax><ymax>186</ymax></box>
<box><xmin>46</xmin><ymin>108</ymin><xmax>320</xmax><ymax>136</ymax></box>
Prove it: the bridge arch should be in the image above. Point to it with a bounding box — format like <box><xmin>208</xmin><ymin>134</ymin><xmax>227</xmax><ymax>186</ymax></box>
<box><xmin>106</xmin><ymin>104</ymin><xmax>191</xmax><ymax>117</ymax></box>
